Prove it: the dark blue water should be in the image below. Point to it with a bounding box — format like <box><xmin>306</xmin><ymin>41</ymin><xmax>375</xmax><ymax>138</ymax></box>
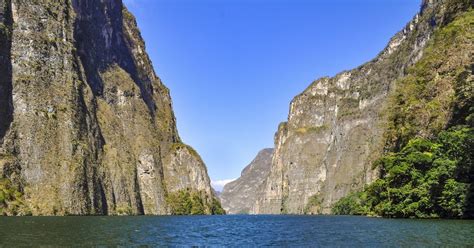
<box><xmin>1</xmin><ymin>215</ymin><xmax>473</xmax><ymax>247</ymax></box>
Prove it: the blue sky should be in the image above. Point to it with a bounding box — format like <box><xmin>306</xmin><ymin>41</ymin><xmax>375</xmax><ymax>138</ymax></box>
<box><xmin>123</xmin><ymin>0</ymin><xmax>421</xmax><ymax>190</ymax></box>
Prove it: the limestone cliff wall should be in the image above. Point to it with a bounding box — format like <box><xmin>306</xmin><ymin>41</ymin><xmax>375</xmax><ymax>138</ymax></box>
<box><xmin>254</xmin><ymin>0</ymin><xmax>473</xmax><ymax>214</ymax></box>
<box><xmin>220</xmin><ymin>148</ymin><xmax>273</xmax><ymax>214</ymax></box>
<box><xmin>0</xmin><ymin>0</ymin><xmax>217</xmax><ymax>216</ymax></box>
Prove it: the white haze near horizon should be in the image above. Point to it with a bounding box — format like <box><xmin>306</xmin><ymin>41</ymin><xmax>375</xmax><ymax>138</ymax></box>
<box><xmin>211</xmin><ymin>179</ymin><xmax>236</xmax><ymax>192</ymax></box>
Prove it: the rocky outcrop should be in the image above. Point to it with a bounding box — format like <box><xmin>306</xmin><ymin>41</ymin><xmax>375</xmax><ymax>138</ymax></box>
<box><xmin>253</xmin><ymin>0</ymin><xmax>473</xmax><ymax>214</ymax></box>
<box><xmin>162</xmin><ymin>143</ymin><xmax>219</xmax><ymax>213</ymax></box>
<box><xmin>0</xmin><ymin>0</ymin><xmax>219</xmax><ymax>216</ymax></box>
<box><xmin>220</xmin><ymin>148</ymin><xmax>273</xmax><ymax>214</ymax></box>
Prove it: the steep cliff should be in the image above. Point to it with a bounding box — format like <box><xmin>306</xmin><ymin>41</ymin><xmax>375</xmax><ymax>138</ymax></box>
<box><xmin>253</xmin><ymin>0</ymin><xmax>473</xmax><ymax>214</ymax></box>
<box><xmin>0</xmin><ymin>0</ymin><xmax>220</xmax><ymax>216</ymax></box>
<box><xmin>220</xmin><ymin>148</ymin><xmax>273</xmax><ymax>214</ymax></box>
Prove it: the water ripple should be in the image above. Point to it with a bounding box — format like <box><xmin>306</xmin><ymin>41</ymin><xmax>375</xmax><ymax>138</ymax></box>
<box><xmin>0</xmin><ymin>215</ymin><xmax>473</xmax><ymax>247</ymax></box>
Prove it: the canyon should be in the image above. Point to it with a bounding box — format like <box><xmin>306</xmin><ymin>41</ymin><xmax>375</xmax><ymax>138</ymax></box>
<box><xmin>223</xmin><ymin>0</ymin><xmax>473</xmax><ymax>215</ymax></box>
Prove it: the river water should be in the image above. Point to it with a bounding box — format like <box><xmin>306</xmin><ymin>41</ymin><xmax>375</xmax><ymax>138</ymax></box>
<box><xmin>1</xmin><ymin>215</ymin><xmax>473</xmax><ymax>246</ymax></box>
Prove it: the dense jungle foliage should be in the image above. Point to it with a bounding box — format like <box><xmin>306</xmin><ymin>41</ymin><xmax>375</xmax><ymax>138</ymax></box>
<box><xmin>166</xmin><ymin>189</ymin><xmax>225</xmax><ymax>215</ymax></box>
<box><xmin>333</xmin><ymin>9</ymin><xmax>474</xmax><ymax>218</ymax></box>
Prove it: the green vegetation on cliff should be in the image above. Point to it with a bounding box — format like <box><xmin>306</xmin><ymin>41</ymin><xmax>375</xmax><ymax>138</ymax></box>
<box><xmin>385</xmin><ymin>8</ymin><xmax>473</xmax><ymax>151</ymax></box>
<box><xmin>333</xmin><ymin>9</ymin><xmax>473</xmax><ymax>218</ymax></box>
<box><xmin>166</xmin><ymin>189</ymin><xmax>225</xmax><ymax>215</ymax></box>
<box><xmin>0</xmin><ymin>178</ymin><xmax>29</xmax><ymax>216</ymax></box>
<box><xmin>304</xmin><ymin>194</ymin><xmax>323</xmax><ymax>214</ymax></box>
<box><xmin>333</xmin><ymin>126</ymin><xmax>473</xmax><ymax>218</ymax></box>
<box><xmin>332</xmin><ymin>192</ymin><xmax>370</xmax><ymax>216</ymax></box>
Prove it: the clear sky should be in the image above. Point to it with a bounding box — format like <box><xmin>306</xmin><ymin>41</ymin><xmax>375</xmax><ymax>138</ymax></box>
<box><xmin>123</xmin><ymin>0</ymin><xmax>421</xmax><ymax>190</ymax></box>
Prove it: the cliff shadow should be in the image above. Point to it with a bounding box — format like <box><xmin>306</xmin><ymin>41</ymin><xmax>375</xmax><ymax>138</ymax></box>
<box><xmin>0</xmin><ymin>0</ymin><xmax>13</xmax><ymax>142</ymax></box>
<box><xmin>72</xmin><ymin>0</ymin><xmax>156</xmax><ymax>116</ymax></box>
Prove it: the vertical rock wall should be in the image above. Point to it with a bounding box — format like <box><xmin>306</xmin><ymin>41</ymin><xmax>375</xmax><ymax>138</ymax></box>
<box><xmin>254</xmin><ymin>0</ymin><xmax>473</xmax><ymax>214</ymax></box>
<box><xmin>0</xmin><ymin>0</ymin><xmax>218</xmax><ymax>216</ymax></box>
<box><xmin>220</xmin><ymin>148</ymin><xmax>273</xmax><ymax>214</ymax></box>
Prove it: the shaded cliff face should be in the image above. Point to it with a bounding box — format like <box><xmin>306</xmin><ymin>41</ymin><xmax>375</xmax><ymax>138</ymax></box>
<box><xmin>254</xmin><ymin>0</ymin><xmax>473</xmax><ymax>214</ymax></box>
<box><xmin>220</xmin><ymin>148</ymin><xmax>273</xmax><ymax>214</ymax></box>
<box><xmin>0</xmin><ymin>0</ymin><xmax>218</xmax><ymax>216</ymax></box>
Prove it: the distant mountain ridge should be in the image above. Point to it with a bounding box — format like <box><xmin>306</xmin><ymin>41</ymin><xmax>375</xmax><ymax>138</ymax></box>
<box><xmin>220</xmin><ymin>149</ymin><xmax>273</xmax><ymax>214</ymax></box>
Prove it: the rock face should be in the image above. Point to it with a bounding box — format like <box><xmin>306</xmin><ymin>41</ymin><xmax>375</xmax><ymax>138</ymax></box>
<box><xmin>220</xmin><ymin>148</ymin><xmax>273</xmax><ymax>214</ymax></box>
<box><xmin>253</xmin><ymin>0</ymin><xmax>473</xmax><ymax>214</ymax></box>
<box><xmin>0</xmin><ymin>0</ymin><xmax>219</xmax><ymax>216</ymax></box>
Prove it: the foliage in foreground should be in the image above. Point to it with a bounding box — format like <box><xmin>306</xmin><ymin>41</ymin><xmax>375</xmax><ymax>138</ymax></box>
<box><xmin>0</xmin><ymin>178</ymin><xmax>30</xmax><ymax>216</ymax></box>
<box><xmin>333</xmin><ymin>126</ymin><xmax>474</xmax><ymax>218</ymax></box>
<box><xmin>166</xmin><ymin>189</ymin><xmax>225</xmax><ymax>215</ymax></box>
<box><xmin>332</xmin><ymin>9</ymin><xmax>474</xmax><ymax>219</ymax></box>
<box><xmin>332</xmin><ymin>192</ymin><xmax>370</xmax><ymax>216</ymax></box>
